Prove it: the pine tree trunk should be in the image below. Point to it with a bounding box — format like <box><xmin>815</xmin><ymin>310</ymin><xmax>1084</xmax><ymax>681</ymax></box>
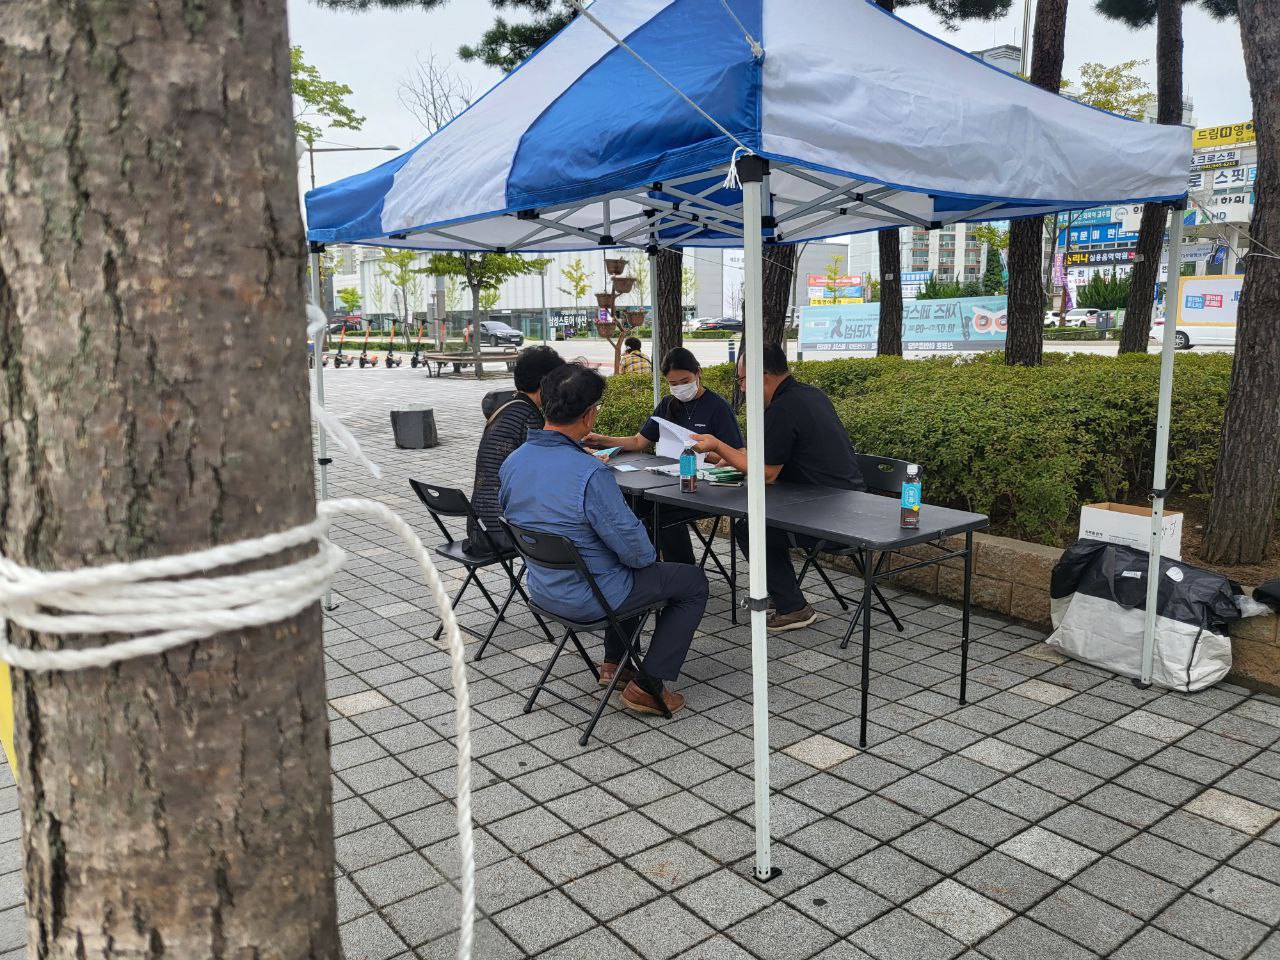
<box><xmin>1200</xmin><ymin>0</ymin><xmax>1280</xmax><ymax>565</ymax></box>
<box><xmin>762</xmin><ymin>244</ymin><xmax>797</xmax><ymax>347</ymax></box>
<box><xmin>1004</xmin><ymin>0</ymin><xmax>1068</xmax><ymax>365</ymax></box>
<box><xmin>656</xmin><ymin>247</ymin><xmax>683</xmax><ymax>355</ymax></box>
<box><xmin>0</xmin><ymin>1</ymin><xmax>338</xmax><ymax>956</ymax></box>
<box><xmin>877</xmin><ymin>230</ymin><xmax>904</xmax><ymax>356</ymax></box>
<box><xmin>1120</xmin><ymin>0</ymin><xmax>1183</xmax><ymax>354</ymax></box>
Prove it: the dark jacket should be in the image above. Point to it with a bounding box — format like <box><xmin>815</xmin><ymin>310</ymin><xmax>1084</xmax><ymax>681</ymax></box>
<box><xmin>467</xmin><ymin>394</ymin><xmax>543</xmax><ymax>554</ymax></box>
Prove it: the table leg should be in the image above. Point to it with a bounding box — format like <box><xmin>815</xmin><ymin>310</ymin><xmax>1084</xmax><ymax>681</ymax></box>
<box><xmin>653</xmin><ymin>499</ymin><xmax>661</xmax><ymax>560</ymax></box>
<box><xmin>960</xmin><ymin>530</ymin><xmax>973</xmax><ymax>705</ymax></box>
<box><xmin>859</xmin><ymin>545</ymin><xmax>873</xmax><ymax>749</ymax></box>
<box><xmin>730</xmin><ymin>519</ymin><xmax>738</xmax><ymax>625</ymax></box>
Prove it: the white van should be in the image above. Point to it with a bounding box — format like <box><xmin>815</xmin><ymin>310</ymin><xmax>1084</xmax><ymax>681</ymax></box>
<box><xmin>1150</xmin><ymin>275</ymin><xmax>1242</xmax><ymax>349</ymax></box>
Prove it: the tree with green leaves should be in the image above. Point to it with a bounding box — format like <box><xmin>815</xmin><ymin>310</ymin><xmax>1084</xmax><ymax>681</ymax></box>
<box><xmin>971</xmin><ymin>224</ymin><xmax>1009</xmax><ymax>295</ymax></box>
<box><xmin>1074</xmin><ymin>270</ymin><xmax>1130</xmax><ymax>309</ymax></box>
<box><xmin>628</xmin><ymin>253</ymin><xmax>651</xmax><ymax>307</ymax></box>
<box><xmin>479</xmin><ymin>286</ymin><xmax>501</xmax><ymax>312</ymax></box>
<box><xmin>337</xmin><ymin>287</ymin><xmax>362</xmax><ymax>315</ymax></box>
<box><xmin>559</xmin><ymin>257</ymin><xmax>591</xmax><ymax>320</ymax></box>
<box><xmin>681</xmin><ymin>265</ymin><xmax>697</xmax><ymax>305</ymax></box>
<box><xmin>291</xmin><ymin>45</ymin><xmax>365</xmax><ymax>189</ymax></box>
<box><xmin>1201</xmin><ymin>0</ymin><xmax>1278</xmax><ymax>566</ymax></box>
<box><xmin>378</xmin><ymin>248</ymin><xmax>427</xmax><ymax>328</ymax></box>
<box><xmin>823</xmin><ymin>254</ymin><xmax>847</xmax><ymax>300</ymax></box>
<box><xmin>1061</xmin><ymin>59</ymin><xmax>1154</xmax><ymax>116</ymax></box>
<box><xmin>430</xmin><ymin>252</ymin><xmax>549</xmax><ymax>376</ymax></box>
<box><xmin>1093</xmin><ymin>0</ymin><xmax>1237</xmax><ymax>354</ymax></box>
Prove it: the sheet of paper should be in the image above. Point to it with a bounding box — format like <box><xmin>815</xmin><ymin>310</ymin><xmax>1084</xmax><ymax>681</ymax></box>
<box><xmin>652</xmin><ymin>417</ymin><xmax>706</xmax><ymax>467</ymax></box>
<box><xmin>611</xmin><ymin>464</ymin><xmax>640</xmax><ymax>473</ymax></box>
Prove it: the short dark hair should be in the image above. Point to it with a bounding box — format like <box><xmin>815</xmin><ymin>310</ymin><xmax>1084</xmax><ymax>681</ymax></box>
<box><xmin>661</xmin><ymin>347</ymin><xmax>701</xmax><ymax>376</ymax></box>
<box><xmin>736</xmin><ymin>340</ymin><xmax>789</xmax><ymax>375</ymax></box>
<box><xmin>540</xmin><ymin>362</ymin><xmax>606</xmax><ymax>425</ymax></box>
<box><xmin>624</xmin><ymin>337</ymin><xmax>642</xmax><ymax>352</ymax></box>
<box><xmin>514</xmin><ymin>345</ymin><xmax>565</xmax><ymax>393</ymax></box>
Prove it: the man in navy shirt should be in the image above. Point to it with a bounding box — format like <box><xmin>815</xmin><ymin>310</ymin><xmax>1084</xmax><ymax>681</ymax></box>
<box><xmin>501</xmin><ymin>364</ymin><xmax>708</xmax><ymax>716</ymax></box>
<box><xmin>693</xmin><ymin>343</ymin><xmax>863</xmax><ymax>632</ymax></box>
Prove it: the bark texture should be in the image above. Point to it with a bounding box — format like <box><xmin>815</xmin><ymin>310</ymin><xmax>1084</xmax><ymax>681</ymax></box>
<box><xmin>762</xmin><ymin>244</ymin><xmax>797</xmax><ymax>347</ymax></box>
<box><xmin>1120</xmin><ymin>0</ymin><xmax>1184</xmax><ymax>354</ymax></box>
<box><xmin>1003</xmin><ymin>0</ymin><xmax>1068</xmax><ymax>365</ymax></box>
<box><xmin>656</xmin><ymin>247</ymin><xmax>683</xmax><ymax>356</ymax></box>
<box><xmin>877</xmin><ymin>230</ymin><xmax>904</xmax><ymax>356</ymax></box>
<box><xmin>1201</xmin><ymin>0</ymin><xmax>1280</xmax><ymax>564</ymax></box>
<box><xmin>0</xmin><ymin>2</ymin><xmax>339</xmax><ymax>956</ymax></box>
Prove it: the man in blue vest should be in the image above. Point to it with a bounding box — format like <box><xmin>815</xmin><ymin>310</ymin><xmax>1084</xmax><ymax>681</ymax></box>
<box><xmin>500</xmin><ymin>364</ymin><xmax>707</xmax><ymax>716</ymax></box>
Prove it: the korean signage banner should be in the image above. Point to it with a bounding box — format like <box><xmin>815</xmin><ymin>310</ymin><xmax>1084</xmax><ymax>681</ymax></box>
<box><xmin>1177</xmin><ymin>275</ymin><xmax>1243</xmax><ymax>330</ymax></box>
<box><xmin>901</xmin><ymin>270</ymin><xmax>932</xmax><ymax>298</ymax></box>
<box><xmin>807</xmin><ymin>273</ymin><xmax>864</xmax><ymax>305</ymax></box>
<box><xmin>799</xmin><ymin>297</ymin><xmax>1008</xmax><ymax>353</ymax></box>
<box><xmin>1058</xmin><ymin>207</ymin><xmax>1112</xmax><ymax>226</ymax></box>
<box><xmin>1191</xmin><ymin>121</ymin><xmax>1255</xmax><ymax>149</ymax></box>
<box><xmin>1065</xmin><ymin>248</ymin><xmax>1137</xmax><ymax>267</ymax></box>
<box><xmin>1191</xmin><ymin>149</ymin><xmax>1239</xmax><ymax>170</ymax></box>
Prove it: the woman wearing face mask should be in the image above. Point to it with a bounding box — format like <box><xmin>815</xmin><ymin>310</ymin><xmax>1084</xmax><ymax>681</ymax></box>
<box><xmin>586</xmin><ymin>347</ymin><xmax>743</xmax><ymax>564</ymax></box>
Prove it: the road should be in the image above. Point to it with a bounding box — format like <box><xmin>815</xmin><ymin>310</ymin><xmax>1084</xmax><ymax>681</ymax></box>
<box><xmin>523</xmin><ymin>336</ymin><xmax>1233</xmax><ymax>368</ymax></box>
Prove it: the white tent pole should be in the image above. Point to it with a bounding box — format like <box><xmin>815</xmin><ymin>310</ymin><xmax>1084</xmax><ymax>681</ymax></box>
<box><xmin>309</xmin><ymin>245</ymin><xmax>338</xmax><ymax>611</ymax></box>
<box><xmin>649</xmin><ymin>240</ymin><xmax>661</xmax><ymax>407</ymax></box>
<box><xmin>1139</xmin><ymin>204</ymin><xmax>1185</xmax><ymax>685</ymax></box>
<box><xmin>740</xmin><ymin>159</ymin><xmax>775</xmax><ymax>882</ymax></box>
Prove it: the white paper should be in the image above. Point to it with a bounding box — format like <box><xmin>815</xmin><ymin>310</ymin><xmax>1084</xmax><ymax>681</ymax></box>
<box><xmin>652</xmin><ymin>416</ymin><xmax>706</xmax><ymax>467</ymax></box>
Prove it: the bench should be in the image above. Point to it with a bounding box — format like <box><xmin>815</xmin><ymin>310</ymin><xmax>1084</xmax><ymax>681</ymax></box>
<box><xmin>419</xmin><ymin>352</ymin><xmax>522</xmax><ymax>377</ymax></box>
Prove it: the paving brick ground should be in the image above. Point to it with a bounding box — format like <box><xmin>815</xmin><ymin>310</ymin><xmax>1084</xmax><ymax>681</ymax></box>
<box><xmin>3</xmin><ymin>365</ymin><xmax>1278</xmax><ymax>959</ymax></box>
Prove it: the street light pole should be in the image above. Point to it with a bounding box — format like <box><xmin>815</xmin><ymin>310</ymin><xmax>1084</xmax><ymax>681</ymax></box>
<box><xmin>305</xmin><ymin>142</ymin><xmax>400</xmax><ymax>191</ymax></box>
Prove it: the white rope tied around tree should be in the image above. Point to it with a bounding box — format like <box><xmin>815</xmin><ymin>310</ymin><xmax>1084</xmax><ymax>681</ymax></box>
<box><xmin>0</xmin><ymin>502</ymin><xmax>477</xmax><ymax>959</ymax></box>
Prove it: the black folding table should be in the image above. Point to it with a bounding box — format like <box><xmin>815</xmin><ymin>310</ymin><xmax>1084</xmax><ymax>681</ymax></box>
<box><xmin>643</xmin><ymin>481</ymin><xmax>988</xmax><ymax>746</ymax></box>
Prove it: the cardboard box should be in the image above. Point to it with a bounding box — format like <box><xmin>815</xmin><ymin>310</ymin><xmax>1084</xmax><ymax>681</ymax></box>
<box><xmin>1079</xmin><ymin>502</ymin><xmax>1182</xmax><ymax>560</ymax></box>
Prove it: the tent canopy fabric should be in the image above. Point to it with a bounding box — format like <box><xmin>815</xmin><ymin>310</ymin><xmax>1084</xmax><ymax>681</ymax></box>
<box><xmin>305</xmin><ymin>0</ymin><xmax>1190</xmax><ymax>253</ymax></box>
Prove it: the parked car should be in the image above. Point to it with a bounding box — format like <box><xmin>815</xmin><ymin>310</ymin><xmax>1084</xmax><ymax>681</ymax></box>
<box><xmin>698</xmin><ymin>317</ymin><xmax>744</xmax><ymax>331</ymax></box>
<box><xmin>1044</xmin><ymin>308</ymin><xmax>1107</xmax><ymax>328</ymax></box>
<box><xmin>1150</xmin><ymin>315</ymin><xmax>1237</xmax><ymax>350</ymax></box>
<box><xmin>327</xmin><ymin>318</ymin><xmax>363</xmax><ymax>335</ymax></box>
<box><xmin>476</xmin><ymin>320</ymin><xmax>525</xmax><ymax>348</ymax></box>
<box><xmin>685</xmin><ymin>316</ymin><xmax>716</xmax><ymax>332</ymax></box>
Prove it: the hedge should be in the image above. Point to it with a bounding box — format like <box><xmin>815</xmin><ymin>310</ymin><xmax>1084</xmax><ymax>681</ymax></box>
<box><xmin>596</xmin><ymin>352</ymin><xmax>1233</xmax><ymax>547</ymax></box>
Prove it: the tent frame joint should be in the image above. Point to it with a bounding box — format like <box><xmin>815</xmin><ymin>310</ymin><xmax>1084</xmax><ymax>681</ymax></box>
<box><xmin>753</xmin><ymin>866</ymin><xmax>783</xmax><ymax>883</ymax></box>
<box><xmin>598</xmin><ymin>234</ymin><xmax>616</xmax><ymax>246</ymax></box>
<box><xmin>736</xmin><ymin>155</ymin><xmax>768</xmax><ymax>183</ymax></box>
<box><xmin>1131</xmin><ymin>678</ymin><xmax>1153</xmax><ymax>690</ymax></box>
<box><xmin>309</xmin><ymin>240</ymin><xmax>327</xmax><ymax>254</ymax></box>
<box><xmin>745</xmin><ymin>596</ymin><xmax>770</xmax><ymax>612</ymax></box>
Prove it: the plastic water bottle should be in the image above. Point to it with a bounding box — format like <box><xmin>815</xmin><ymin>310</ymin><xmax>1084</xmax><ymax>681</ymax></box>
<box><xmin>900</xmin><ymin>464</ymin><xmax>922</xmax><ymax>528</ymax></box>
<box><xmin>680</xmin><ymin>444</ymin><xmax>698</xmax><ymax>494</ymax></box>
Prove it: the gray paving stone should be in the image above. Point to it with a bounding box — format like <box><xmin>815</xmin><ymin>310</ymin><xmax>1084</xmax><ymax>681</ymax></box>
<box><xmin>848</xmin><ymin>908</ymin><xmax>966</xmax><ymax>960</ymax></box>
<box><xmin>1153</xmin><ymin>893</ymin><xmax>1269</xmax><ymax>960</ymax></box>
<box><xmin>1192</xmin><ymin>864</ymin><xmax>1280</xmax><ymax>924</ymax></box>
<box><xmin>880</xmin><ymin>773</ymin><xmax>967</xmax><ymax>817</ymax></box>
<box><xmin>493</xmin><ymin>889</ymin><xmax>597</xmax><ymax>956</ymax></box>
<box><xmin>974</xmin><ymin>917</ymin><xmax>1096</xmax><ymax>960</ymax></box>
<box><xmin>786</xmin><ymin>872</ymin><xmax>893</xmax><ymax>936</ymax></box>
<box><xmin>1113</xmin><ymin>832</ymin><xmax>1217</xmax><ymax>887</ymax></box>
<box><xmin>906</xmin><ymin>879</ymin><xmax>1012</xmax><ymax>945</ymax></box>
<box><xmin>978</xmin><ymin>776</ymin><xmax>1068</xmax><ymax>821</ymax></box>
<box><xmin>473</xmin><ymin>854</ymin><xmax>554</xmax><ymax>915</ymax></box>
<box><xmin>675</xmin><ymin>933</ymin><xmax>768</xmax><ymax>960</ymax></box>
<box><xmin>1229</xmin><ymin>838</ymin><xmax>1280</xmax><ymax>884</ymax></box>
<box><xmin>893</xmin><ymin>822</ymin><xmax>986</xmax><ymax>874</ymax></box>
<box><xmin>1026</xmin><ymin>883</ymin><xmax>1141</xmax><ymax>955</ymax></box>
<box><xmin>998</xmin><ymin>826</ymin><xmax>1099</xmax><ymax>881</ymax></box>
<box><xmin>1018</xmin><ymin>758</ymin><xmax>1104</xmax><ymax>800</ymax></box>
<box><xmin>610</xmin><ymin>897</ymin><xmax>716</xmax><ymax>960</ymax></box>
<box><xmin>675</xmin><ymin>868</ymin><xmax>777</xmax><ymax>929</ymax></box>
<box><xmin>1111</xmin><ymin>927</ymin><xmax>1218</xmax><ymax>960</ymax></box>
<box><xmin>351</xmin><ymin>851</ymin><xmax>443</xmax><ymax>907</ymax></box>
<box><xmin>836</xmin><ymin>795</ymin><xmax>925</xmax><ymax>841</ymax></box>
<box><xmin>1040</xmin><ymin>804</ymin><xmax>1136</xmax><ymax>853</ymax></box>
<box><xmin>541</xmin><ymin>925</ymin><xmax>644</xmax><ymax>960</ymax></box>
<box><xmin>628</xmin><ymin>839</ymin><xmax>719</xmax><ymax>892</ymax></box>
<box><xmin>935</xmin><ymin>797</ymin><xmax>1030</xmax><ymax>847</ymax></box>
<box><xmin>487</xmin><ymin>805</ymin><xmax>574</xmax><ymax>853</ymax></box>
<box><xmin>415</xmin><ymin>918</ymin><xmax>525</xmax><ymax>960</ymax></box>
<box><xmin>1151</xmin><ymin>809</ymin><xmax>1251</xmax><ymax>860</ymax></box>
<box><xmin>785</xmin><ymin>817</ymin><xmax>878</xmax><ymax>868</ymax></box>
<box><xmin>1071</xmin><ymin>857</ymin><xmax>1180</xmax><ymax>921</ymax></box>
<box><xmin>727</xmin><ymin>902</ymin><xmax>838</xmax><ymax>960</ymax></box>
<box><xmin>523</xmin><ymin>832</ymin><xmax>616</xmax><ymax>886</ymax></box>
<box><xmin>339</xmin><ymin>911</ymin><xmax>409</xmax><ymax>960</ymax></box>
<box><xmin>1079</xmin><ymin>782</ymin><xmax>1174</xmax><ymax>829</ymax></box>
<box><xmin>564</xmin><ymin>863</ymin><xmax>662</xmax><ymax>922</ymax></box>
<box><xmin>335</xmin><ymin>822</ymin><xmax>413</xmax><ymax>872</ymax></box>
<box><xmin>842</xmin><ymin>844</ymin><xmax>943</xmax><ymax>903</ymax></box>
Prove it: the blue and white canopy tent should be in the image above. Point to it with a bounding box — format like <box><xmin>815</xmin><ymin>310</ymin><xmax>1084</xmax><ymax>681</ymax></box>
<box><xmin>307</xmin><ymin>0</ymin><xmax>1191</xmax><ymax>882</ymax></box>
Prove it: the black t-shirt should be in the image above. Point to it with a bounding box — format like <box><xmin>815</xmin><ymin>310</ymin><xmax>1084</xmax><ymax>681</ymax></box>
<box><xmin>763</xmin><ymin>376</ymin><xmax>864</xmax><ymax>490</ymax></box>
<box><xmin>640</xmin><ymin>390</ymin><xmax>743</xmax><ymax>448</ymax></box>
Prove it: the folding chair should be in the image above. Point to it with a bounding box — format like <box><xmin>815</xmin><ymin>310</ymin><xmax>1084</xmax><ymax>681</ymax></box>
<box><xmin>794</xmin><ymin>454</ymin><xmax>912</xmax><ymax>647</ymax></box>
<box><xmin>500</xmin><ymin>518</ymin><xmax>671</xmax><ymax>747</ymax></box>
<box><xmin>408</xmin><ymin>480</ymin><xmax>550</xmax><ymax>660</ymax></box>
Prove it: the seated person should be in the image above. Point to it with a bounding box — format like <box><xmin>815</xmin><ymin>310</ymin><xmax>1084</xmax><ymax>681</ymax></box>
<box><xmin>692</xmin><ymin>342</ymin><xmax>864</xmax><ymax>632</ymax></box>
<box><xmin>619</xmin><ymin>336</ymin><xmax>653</xmax><ymax>375</ymax></box>
<box><xmin>586</xmin><ymin>347</ymin><xmax>743</xmax><ymax>564</ymax></box>
<box><xmin>500</xmin><ymin>364</ymin><xmax>709</xmax><ymax>716</ymax></box>
<box><xmin>465</xmin><ymin>345</ymin><xmax>566</xmax><ymax>556</ymax></box>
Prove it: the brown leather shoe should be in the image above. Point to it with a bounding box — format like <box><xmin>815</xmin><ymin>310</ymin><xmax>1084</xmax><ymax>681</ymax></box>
<box><xmin>767</xmin><ymin>604</ymin><xmax>817</xmax><ymax>633</ymax></box>
<box><xmin>621</xmin><ymin>680</ymin><xmax>685</xmax><ymax>716</ymax></box>
<box><xmin>598</xmin><ymin>661</ymin><xmax>637</xmax><ymax>688</ymax></box>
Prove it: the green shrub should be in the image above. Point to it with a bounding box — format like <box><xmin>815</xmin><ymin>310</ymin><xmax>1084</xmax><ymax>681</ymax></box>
<box><xmin>599</xmin><ymin>353</ymin><xmax>1233</xmax><ymax>548</ymax></box>
<box><xmin>688</xmin><ymin>330</ymin><xmax>737</xmax><ymax>339</ymax></box>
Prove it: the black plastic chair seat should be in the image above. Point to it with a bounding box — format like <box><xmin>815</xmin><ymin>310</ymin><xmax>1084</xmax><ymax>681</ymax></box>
<box><xmin>527</xmin><ymin>598</ymin><xmax>666</xmax><ymax>633</ymax></box>
<box><xmin>434</xmin><ymin>540</ymin><xmax>513</xmax><ymax>568</ymax></box>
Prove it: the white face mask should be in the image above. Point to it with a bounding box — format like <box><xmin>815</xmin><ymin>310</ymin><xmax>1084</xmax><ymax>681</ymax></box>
<box><xmin>670</xmin><ymin>380</ymin><xmax>699</xmax><ymax>402</ymax></box>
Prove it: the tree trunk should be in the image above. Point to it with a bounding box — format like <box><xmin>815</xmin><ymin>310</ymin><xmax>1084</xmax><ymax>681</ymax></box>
<box><xmin>877</xmin><ymin>230</ymin><xmax>904</xmax><ymax>356</ymax></box>
<box><xmin>1004</xmin><ymin>0</ymin><xmax>1068</xmax><ymax>365</ymax></box>
<box><xmin>1200</xmin><ymin>0</ymin><xmax>1280</xmax><ymax>565</ymax></box>
<box><xmin>762</xmin><ymin>244</ymin><xmax>797</xmax><ymax>347</ymax></box>
<box><xmin>1120</xmin><ymin>0</ymin><xmax>1184</xmax><ymax>354</ymax></box>
<box><xmin>656</xmin><ymin>247</ymin><xmax>683</xmax><ymax>355</ymax></box>
<box><xmin>470</xmin><ymin>284</ymin><xmax>485</xmax><ymax>378</ymax></box>
<box><xmin>0</xmin><ymin>1</ymin><xmax>338</xmax><ymax>957</ymax></box>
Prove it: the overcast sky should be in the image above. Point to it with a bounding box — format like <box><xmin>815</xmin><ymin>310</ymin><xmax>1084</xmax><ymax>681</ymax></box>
<box><xmin>287</xmin><ymin>0</ymin><xmax>1252</xmax><ymax>194</ymax></box>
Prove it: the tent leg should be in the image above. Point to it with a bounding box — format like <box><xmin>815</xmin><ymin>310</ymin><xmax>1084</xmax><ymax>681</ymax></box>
<box><xmin>309</xmin><ymin>245</ymin><xmax>338</xmax><ymax>612</ymax></box>
<box><xmin>649</xmin><ymin>242</ymin><xmax>661</xmax><ymax>407</ymax></box>
<box><xmin>741</xmin><ymin>161</ymin><xmax>777</xmax><ymax>883</ymax></box>
<box><xmin>1139</xmin><ymin>204</ymin><xmax>1185</xmax><ymax>686</ymax></box>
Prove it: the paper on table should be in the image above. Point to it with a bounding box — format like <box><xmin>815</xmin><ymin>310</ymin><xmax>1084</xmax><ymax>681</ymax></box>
<box><xmin>652</xmin><ymin>417</ymin><xmax>706</xmax><ymax>467</ymax></box>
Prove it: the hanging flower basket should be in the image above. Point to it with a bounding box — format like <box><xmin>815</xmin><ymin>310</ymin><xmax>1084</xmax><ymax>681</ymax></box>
<box><xmin>604</xmin><ymin>258</ymin><xmax>627</xmax><ymax>276</ymax></box>
<box><xmin>595</xmin><ymin>292</ymin><xmax>618</xmax><ymax>309</ymax></box>
<box><xmin>619</xmin><ymin>309</ymin><xmax>647</xmax><ymax>329</ymax></box>
<box><xmin>610</xmin><ymin>276</ymin><xmax>636</xmax><ymax>295</ymax></box>
<box><xmin>596</xmin><ymin>321</ymin><xmax>618</xmax><ymax>337</ymax></box>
